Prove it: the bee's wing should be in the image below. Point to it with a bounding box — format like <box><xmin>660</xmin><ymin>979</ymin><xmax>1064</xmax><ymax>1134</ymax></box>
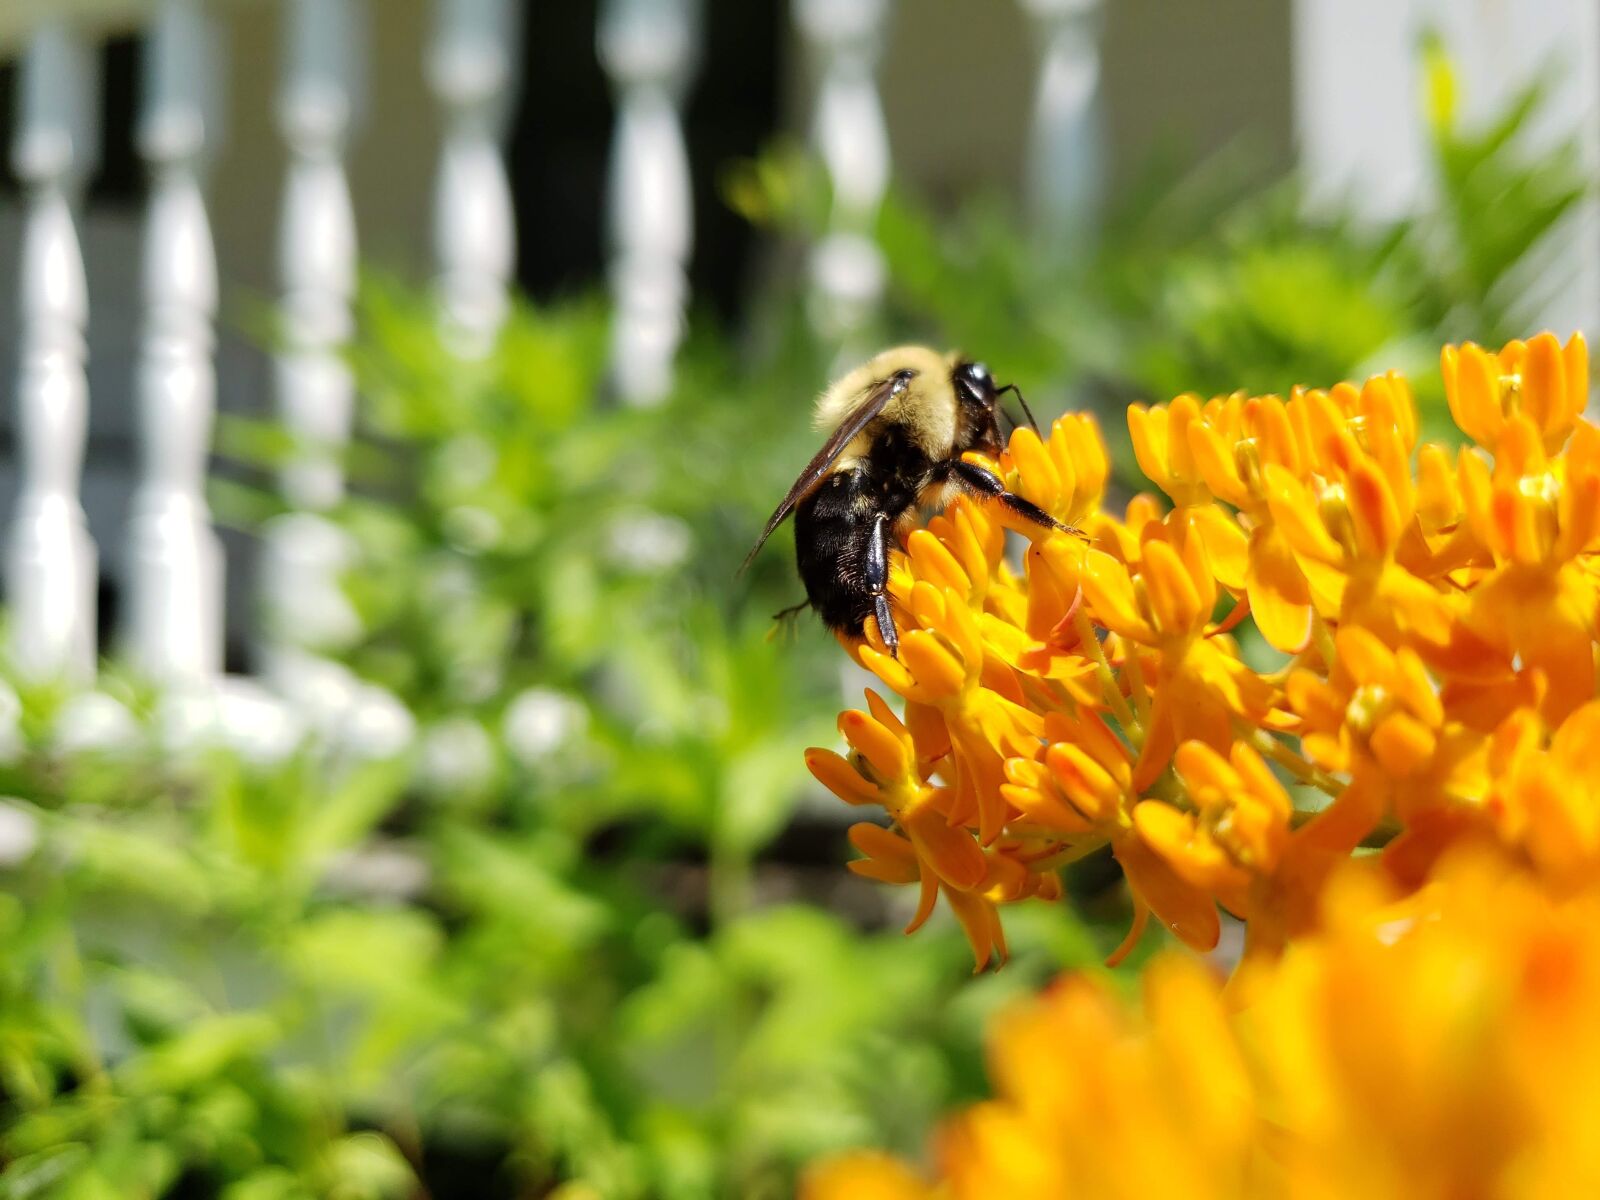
<box><xmin>739</xmin><ymin>369</ymin><xmax>913</xmax><ymax>574</ymax></box>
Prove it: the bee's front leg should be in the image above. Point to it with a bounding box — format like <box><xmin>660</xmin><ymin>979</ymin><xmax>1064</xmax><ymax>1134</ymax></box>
<box><xmin>866</xmin><ymin>511</ymin><xmax>899</xmax><ymax>658</ymax></box>
<box><xmin>950</xmin><ymin>460</ymin><xmax>1067</xmax><ymax>533</ymax></box>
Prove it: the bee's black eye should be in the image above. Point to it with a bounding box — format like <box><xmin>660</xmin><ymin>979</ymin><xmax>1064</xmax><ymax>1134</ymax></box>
<box><xmin>955</xmin><ymin>361</ymin><xmax>995</xmax><ymax>406</ymax></box>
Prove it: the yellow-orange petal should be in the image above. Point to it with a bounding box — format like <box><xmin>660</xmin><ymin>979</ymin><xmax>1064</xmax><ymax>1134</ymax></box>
<box><xmin>1552</xmin><ymin>701</ymin><xmax>1600</xmax><ymax>779</ymax></box>
<box><xmin>905</xmin><ymin>871</ymin><xmax>939</xmax><ymax>934</ymax></box>
<box><xmin>1448</xmin><ymin>342</ymin><xmax>1504</xmax><ymax>448</ymax></box>
<box><xmin>1045</xmin><ymin>741</ymin><xmax>1123</xmax><ymax>823</ymax></box>
<box><xmin>1141</xmin><ymin>538</ymin><xmax>1205</xmax><ymax>635</ymax></box>
<box><xmin>905</xmin><ymin>527</ymin><xmax>972</xmax><ymax>595</ymax></box>
<box><xmin>1524</xmin><ymin>331</ymin><xmax>1566</xmax><ymax>439</ymax></box>
<box><xmin>848</xmin><ymin>856</ymin><xmax>920</xmax><ymax>885</ymax></box>
<box><xmin>905</xmin><ymin>700</ymin><xmax>952</xmax><ymax>763</ymax></box>
<box><xmin>1263</xmin><ymin>464</ymin><xmax>1344</xmax><ymax>565</ymax></box>
<box><xmin>1009</xmin><ymin>426</ymin><xmax>1062</xmax><ymax>511</ymax></box>
<box><xmin>1369</xmin><ymin>711</ymin><xmax>1437</xmax><ymax>778</ymax></box>
<box><xmin>849</xmin><ymin>821</ymin><xmax>917</xmax><ymax>868</ymax></box>
<box><xmin>1132</xmin><ymin>801</ymin><xmax>1244</xmax><ymax>893</ymax></box>
<box><xmin>1393</xmin><ymin>648</ymin><xmax>1445</xmax><ymax>729</ymax></box>
<box><xmin>807</xmin><ymin>748</ymin><xmax>882</xmax><ymax>806</ymax></box>
<box><xmin>838</xmin><ymin>710</ymin><xmax>911</xmax><ymax>782</ymax></box>
<box><xmin>1348</xmin><ymin>459</ymin><xmax>1403</xmax><ymax>559</ymax></box>
<box><xmin>1337</xmin><ymin>624</ymin><xmax>1397</xmax><ymax>688</ymax></box>
<box><xmin>864</xmin><ymin>688</ymin><xmax>909</xmax><ymax>740</ymax></box>
<box><xmin>1173</xmin><ymin>739</ymin><xmax>1235</xmax><ymax>795</ymax></box>
<box><xmin>899</xmin><ymin>629</ymin><xmax>968</xmax><ymax>699</ymax></box>
<box><xmin>1116</xmin><ymin>836</ymin><xmax>1221</xmax><ymax>952</ymax></box>
<box><xmin>904</xmin><ymin>808</ymin><xmax>987</xmax><ymax>890</ymax></box>
<box><xmin>1188</xmin><ymin>504</ymin><xmax>1250</xmax><ymax>591</ymax></box>
<box><xmin>944</xmin><ymin>885</ymin><xmax>1007</xmax><ymax>972</ymax></box>
<box><xmin>1079</xmin><ymin>549</ymin><xmax>1156</xmax><ymax>643</ymax></box>
<box><xmin>859</xmin><ymin>643</ymin><xmax>920</xmax><ymax>700</ymax></box>
<box><xmin>1246</xmin><ymin>524</ymin><xmax>1313</xmax><ymax>652</ymax></box>
<box><xmin>1186</xmin><ymin>420</ymin><xmax>1250</xmax><ymax>507</ymax></box>
<box><xmin>1564</xmin><ymin>332</ymin><xmax>1590</xmax><ymax>432</ymax></box>
<box><xmin>1127</xmin><ymin>403</ymin><xmax>1169</xmax><ymax>492</ymax></box>
<box><xmin>1287</xmin><ymin>670</ymin><xmax>1344</xmax><ymax>732</ymax></box>
<box><xmin>1416</xmin><ymin>442</ymin><xmax>1461</xmax><ymax>532</ymax></box>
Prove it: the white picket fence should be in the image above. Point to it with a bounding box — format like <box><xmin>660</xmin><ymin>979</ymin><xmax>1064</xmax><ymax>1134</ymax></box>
<box><xmin>0</xmin><ymin>0</ymin><xmax>1105</xmax><ymax>761</ymax></box>
<box><xmin>1</xmin><ymin>0</ymin><xmax>1596</xmax><ymax>763</ymax></box>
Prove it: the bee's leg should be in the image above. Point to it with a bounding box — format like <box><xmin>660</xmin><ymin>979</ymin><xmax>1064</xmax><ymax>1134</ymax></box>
<box><xmin>950</xmin><ymin>460</ymin><xmax>1066</xmax><ymax>531</ymax></box>
<box><xmin>866</xmin><ymin>512</ymin><xmax>899</xmax><ymax>657</ymax></box>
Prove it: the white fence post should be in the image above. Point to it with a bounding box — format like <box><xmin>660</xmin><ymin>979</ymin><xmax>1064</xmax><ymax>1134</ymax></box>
<box><xmin>599</xmin><ymin>0</ymin><xmax>700</xmax><ymax>406</ymax></box>
<box><xmin>261</xmin><ymin>0</ymin><xmax>365</xmax><ymax>675</ymax></box>
<box><xmin>1019</xmin><ymin>0</ymin><xmax>1103</xmax><ymax>258</ymax></box>
<box><xmin>127</xmin><ymin>0</ymin><xmax>226</xmax><ymax>686</ymax></box>
<box><xmin>7</xmin><ymin>25</ymin><xmax>99</xmax><ymax>684</ymax></box>
<box><xmin>428</xmin><ymin>0</ymin><xmax>519</xmax><ymax>360</ymax></box>
<box><xmin>795</xmin><ymin>0</ymin><xmax>891</xmax><ymax>343</ymax></box>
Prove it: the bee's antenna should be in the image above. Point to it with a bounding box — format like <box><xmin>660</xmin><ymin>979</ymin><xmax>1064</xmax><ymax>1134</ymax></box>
<box><xmin>997</xmin><ymin>383</ymin><xmax>1040</xmax><ymax>435</ymax></box>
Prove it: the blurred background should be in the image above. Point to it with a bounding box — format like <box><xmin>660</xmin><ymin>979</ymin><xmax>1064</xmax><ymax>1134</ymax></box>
<box><xmin>0</xmin><ymin>1</ymin><xmax>1595</xmax><ymax>1197</ymax></box>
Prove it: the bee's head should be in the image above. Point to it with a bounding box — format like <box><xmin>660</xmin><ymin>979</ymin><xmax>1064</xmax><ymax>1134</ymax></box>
<box><xmin>952</xmin><ymin>360</ymin><xmax>1003</xmax><ymax>455</ymax></box>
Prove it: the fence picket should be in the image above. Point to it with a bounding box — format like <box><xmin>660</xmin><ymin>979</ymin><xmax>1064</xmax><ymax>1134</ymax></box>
<box><xmin>7</xmin><ymin>25</ymin><xmax>99</xmax><ymax>683</ymax></box>
<box><xmin>429</xmin><ymin>0</ymin><xmax>519</xmax><ymax>360</ymax></box>
<box><xmin>795</xmin><ymin>0</ymin><xmax>891</xmax><ymax>344</ymax></box>
<box><xmin>260</xmin><ymin>0</ymin><xmax>364</xmax><ymax>677</ymax></box>
<box><xmin>1019</xmin><ymin>0</ymin><xmax>1103</xmax><ymax>257</ymax></box>
<box><xmin>599</xmin><ymin>0</ymin><xmax>699</xmax><ymax>405</ymax></box>
<box><xmin>127</xmin><ymin>0</ymin><xmax>225</xmax><ymax>685</ymax></box>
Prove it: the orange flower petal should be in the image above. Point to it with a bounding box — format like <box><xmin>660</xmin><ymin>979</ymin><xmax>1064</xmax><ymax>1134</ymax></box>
<box><xmin>807</xmin><ymin>748</ymin><xmax>882</xmax><ymax>806</ymax></box>
<box><xmin>1246</xmin><ymin>525</ymin><xmax>1313</xmax><ymax>652</ymax></box>
<box><xmin>1141</xmin><ymin>538</ymin><xmax>1205</xmax><ymax>635</ymax></box>
<box><xmin>1116</xmin><ymin>836</ymin><xmax>1221</xmax><ymax>952</ymax></box>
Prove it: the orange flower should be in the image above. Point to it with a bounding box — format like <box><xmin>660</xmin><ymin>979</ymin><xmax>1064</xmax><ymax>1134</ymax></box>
<box><xmin>1454</xmin><ymin>414</ymin><xmax>1600</xmax><ymax>721</ymax></box>
<box><xmin>1287</xmin><ymin>624</ymin><xmax>1487</xmax><ymax>842</ymax></box>
<box><xmin>1135</xmin><ymin>740</ymin><xmax>1291</xmax><ymax>910</ymax></box>
<box><xmin>807</xmin><ymin>852</ymin><xmax>1600</xmax><ymax>1198</ymax></box>
<box><xmin>1077</xmin><ymin>520</ymin><xmax>1285</xmax><ymax>785</ymax></box>
<box><xmin>1483</xmin><ymin>701</ymin><xmax>1600</xmax><ymax>889</ymax></box>
<box><xmin>807</xmin><ymin>333</ymin><xmax>1600</xmax><ymax>973</ymax></box>
<box><xmin>807</xmin><ymin>690</ymin><xmax>1034</xmax><ymax>970</ymax></box>
<box><xmin>979</xmin><ymin>411</ymin><xmax>1109</xmax><ymax>532</ymax></box>
<box><xmin>1442</xmin><ymin>331</ymin><xmax>1588</xmax><ymax>453</ymax></box>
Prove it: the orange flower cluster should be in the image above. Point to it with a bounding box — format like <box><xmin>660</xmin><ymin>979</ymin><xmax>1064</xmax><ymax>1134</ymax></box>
<box><xmin>806</xmin><ymin>333</ymin><xmax>1600</xmax><ymax>968</ymax></box>
<box><xmin>799</xmin><ymin>851</ymin><xmax>1600</xmax><ymax>1200</ymax></box>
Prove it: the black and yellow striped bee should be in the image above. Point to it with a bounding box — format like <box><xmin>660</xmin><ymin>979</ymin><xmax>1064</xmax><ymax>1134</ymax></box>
<box><xmin>744</xmin><ymin>346</ymin><xmax>1064</xmax><ymax>655</ymax></box>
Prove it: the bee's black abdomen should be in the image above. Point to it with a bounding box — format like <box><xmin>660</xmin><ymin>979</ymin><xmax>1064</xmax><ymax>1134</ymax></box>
<box><xmin>793</xmin><ymin>429</ymin><xmax>933</xmax><ymax>643</ymax></box>
<box><xmin>794</xmin><ymin>471</ymin><xmax>876</xmax><ymax>636</ymax></box>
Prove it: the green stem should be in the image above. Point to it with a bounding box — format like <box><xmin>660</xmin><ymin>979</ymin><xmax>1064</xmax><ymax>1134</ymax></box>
<box><xmin>1248</xmin><ymin>728</ymin><xmax>1346</xmax><ymax>798</ymax></box>
<box><xmin>1072</xmin><ymin>608</ymin><xmax>1141</xmax><ymax>742</ymax></box>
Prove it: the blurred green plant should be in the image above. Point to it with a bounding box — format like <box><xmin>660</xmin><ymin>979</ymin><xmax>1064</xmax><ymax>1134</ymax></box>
<box><xmin>1</xmin><ymin>285</ymin><xmax>1107</xmax><ymax>1200</ymax></box>
<box><xmin>728</xmin><ymin>43</ymin><xmax>1589</xmax><ymax>448</ymax></box>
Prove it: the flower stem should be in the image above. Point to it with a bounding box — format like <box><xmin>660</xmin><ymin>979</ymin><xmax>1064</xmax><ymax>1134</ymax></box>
<box><xmin>1124</xmin><ymin>646</ymin><xmax>1153</xmax><ymax>725</ymax></box>
<box><xmin>1248</xmin><ymin>728</ymin><xmax>1346</xmax><ymax>798</ymax></box>
<box><xmin>1072</xmin><ymin>608</ymin><xmax>1141</xmax><ymax>741</ymax></box>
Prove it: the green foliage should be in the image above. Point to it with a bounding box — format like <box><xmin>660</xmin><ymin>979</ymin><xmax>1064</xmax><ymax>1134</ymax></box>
<box><xmin>731</xmin><ymin>48</ymin><xmax>1589</xmax><ymax>455</ymax></box>
<box><xmin>2</xmin><ymin>284</ymin><xmax>1106</xmax><ymax>1199</ymax></box>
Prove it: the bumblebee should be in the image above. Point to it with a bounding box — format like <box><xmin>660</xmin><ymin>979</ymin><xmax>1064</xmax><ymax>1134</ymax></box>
<box><xmin>743</xmin><ymin>346</ymin><xmax>1065</xmax><ymax>656</ymax></box>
